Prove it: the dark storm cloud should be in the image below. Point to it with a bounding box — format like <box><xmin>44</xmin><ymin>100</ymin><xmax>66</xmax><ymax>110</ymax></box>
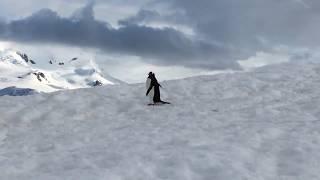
<box><xmin>2</xmin><ymin>0</ymin><xmax>318</xmax><ymax>70</ymax></box>
<box><xmin>118</xmin><ymin>9</ymin><xmax>188</xmax><ymax>27</ymax></box>
<box><xmin>158</xmin><ymin>0</ymin><xmax>320</xmax><ymax>50</ymax></box>
<box><xmin>116</xmin><ymin>0</ymin><xmax>320</xmax><ymax>69</ymax></box>
<box><xmin>118</xmin><ymin>9</ymin><xmax>160</xmax><ymax>26</ymax></box>
<box><xmin>0</xmin><ymin>22</ymin><xmax>5</xmax><ymax>34</ymax></box>
<box><xmin>0</xmin><ymin>2</ymin><xmax>240</xmax><ymax>70</ymax></box>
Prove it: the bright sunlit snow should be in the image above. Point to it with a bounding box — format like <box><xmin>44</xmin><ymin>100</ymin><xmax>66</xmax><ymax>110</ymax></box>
<box><xmin>0</xmin><ymin>48</ymin><xmax>121</xmax><ymax>94</ymax></box>
<box><xmin>0</xmin><ymin>61</ymin><xmax>320</xmax><ymax>179</ymax></box>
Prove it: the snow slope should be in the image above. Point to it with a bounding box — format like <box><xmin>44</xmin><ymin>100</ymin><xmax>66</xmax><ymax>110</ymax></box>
<box><xmin>0</xmin><ymin>49</ymin><xmax>121</xmax><ymax>95</ymax></box>
<box><xmin>0</xmin><ymin>61</ymin><xmax>320</xmax><ymax>180</ymax></box>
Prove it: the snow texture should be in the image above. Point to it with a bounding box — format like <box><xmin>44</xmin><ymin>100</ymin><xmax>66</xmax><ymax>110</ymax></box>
<box><xmin>0</xmin><ymin>61</ymin><xmax>320</xmax><ymax>180</ymax></box>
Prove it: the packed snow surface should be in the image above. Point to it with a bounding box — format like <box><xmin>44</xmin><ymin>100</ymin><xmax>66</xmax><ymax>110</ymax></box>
<box><xmin>1</xmin><ymin>61</ymin><xmax>320</xmax><ymax>180</ymax></box>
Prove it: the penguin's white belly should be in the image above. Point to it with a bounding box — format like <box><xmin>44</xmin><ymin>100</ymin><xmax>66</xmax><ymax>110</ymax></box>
<box><xmin>146</xmin><ymin>78</ymin><xmax>154</xmax><ymax>102</ymax></box>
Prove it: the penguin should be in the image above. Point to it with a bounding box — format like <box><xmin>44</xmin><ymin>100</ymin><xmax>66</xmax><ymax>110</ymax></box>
<box><xmin>146</xmin><ymin>72</ymin><xmax>154</xmax><ymax>104</ymax></box>
<box><xmin>146</xmin><ymin>72</ymin><xmax>170</xmax><ymax>105</ymax></box>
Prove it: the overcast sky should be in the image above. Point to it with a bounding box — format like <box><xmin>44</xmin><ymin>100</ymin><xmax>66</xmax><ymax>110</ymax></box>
<box><xmin>0</xmin><ymin>0</ymin><xmax>319</xmax><ymax>82</ymax></box>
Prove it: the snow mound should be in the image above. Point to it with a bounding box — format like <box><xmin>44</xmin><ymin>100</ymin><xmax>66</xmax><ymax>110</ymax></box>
<box><xmin>0</xmin><ymin>49</ymin><xmax>122</xmax><ymax>94</ymax></box>
<box><xmin>0</xmin><ymin>61</ymin><xmax>320</xmax><ymax>179</ymax></box>
<box><xmin>0</xmin><ymin>86</ymin><xmax>37</xmax><ymax>96</ymax></box>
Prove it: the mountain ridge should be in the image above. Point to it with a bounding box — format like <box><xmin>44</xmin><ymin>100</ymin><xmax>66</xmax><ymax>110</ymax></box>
<box><xmin>0</xmin><ymin>48</ymin><xmax>122</xmax><ymax>95</ymax></box>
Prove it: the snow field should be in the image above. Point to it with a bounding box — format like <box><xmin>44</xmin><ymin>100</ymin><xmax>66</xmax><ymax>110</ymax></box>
<box><xmin>0</xmin><ymin>61</ymin><xmax>320</xmax><ymax>179</ymax></box>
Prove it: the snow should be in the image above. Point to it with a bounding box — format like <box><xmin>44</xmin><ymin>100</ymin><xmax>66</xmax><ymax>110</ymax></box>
<box><xmin>0</xmin><ymin>61</ymin><xmax>320</xmax><ymax>179</ymax></box>
<box><xmin>0</xmin><ymin>49</ymin><xmax>121</xmax><ymax>94</ymax></box>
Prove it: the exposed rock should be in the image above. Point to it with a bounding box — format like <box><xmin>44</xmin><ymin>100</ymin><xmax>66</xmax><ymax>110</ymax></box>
<box><xmin>30</xmin><ymin>60</ymin><xmax>36</xmax><ymax>64</ymax></box>
<box><xmin>16</xmin><ymin>52</ymin><xmax>29</xmax><ymax>63</ymax></box>
<box><xmin>16</xmin><ymin>52</ymin><xmax>37</xmax><ymax>65</ymax></box>
<box><xmin>70</xmin><ymin>57</ymin><xmax>78</xmax><ymax>62</ymax></box>
<box><xmin>93</xmin><ymin>80</ymin><xmax>103</xmax><ymax>87</ymax></box>
<box><xmin>33</xmin><ymin>72</ymin><xmax>47</xmax><ymax>82</ymax></box>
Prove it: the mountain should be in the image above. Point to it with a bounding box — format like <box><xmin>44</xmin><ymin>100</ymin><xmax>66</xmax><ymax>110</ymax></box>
<box><xmin>0</xmin><ymin>61</ymin><xmax>319</xmax><ymax>179</ymax></box>
<box><xmin>0</xmin><ymin>49</ymin><xmax>122</xmax><ymax>95</ymax></box>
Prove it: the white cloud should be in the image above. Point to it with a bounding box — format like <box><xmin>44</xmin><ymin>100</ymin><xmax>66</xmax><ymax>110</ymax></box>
<box><xmin>238</xmin><ymin>46</ymin><xmax>317</xmax><ymax>71</ymax></box>
<box><xmin>238</xmin><ymin>52</ymin><xmax>290</xmax><ymax>71</ymax></box>
<box><xmin>0</xmin><ymin>41</ymin><xmax>14</xmax><ymax>51</ymax></box>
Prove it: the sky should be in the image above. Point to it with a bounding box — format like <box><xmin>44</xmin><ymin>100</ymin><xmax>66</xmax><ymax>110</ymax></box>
<box><xmin>0</xmin><ymin>0</ymin><xmax>319</xmax><ymax>83</ymax></box>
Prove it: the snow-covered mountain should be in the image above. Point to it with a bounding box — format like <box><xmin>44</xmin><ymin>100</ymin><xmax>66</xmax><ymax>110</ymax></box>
<box><xmin>0</xmin><ymin>61</ymin><xmax>319</xmax><ymax>180</ymax></box>
<box><xmin>0</xmin><ymin>49</ymin><xmax>122</xmax><ymax>95</ymax></box>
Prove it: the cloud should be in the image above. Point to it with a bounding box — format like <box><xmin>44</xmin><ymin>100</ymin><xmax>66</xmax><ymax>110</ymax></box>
<box><xmin>118</xmin><ymin>9</ymin><xmax>160</xmax><ymax>26</ymax></box>
<box><xmin>2</xmin><ymin>0</ymin><xmax>319</xmax><ymax>72</ymax></box>
<box><xmin>118</xmin><ymin>9</ymin><xmax>188</xmax><ymax>27</ymax></box>
<box><xmin>154</xmin><ymin>0</ymin><xmax>320</xmax><ymax>51</ymax></box>
<box><xmin>116</xmin><ymin>0</ymin><xmax>320</xmax><ymax>69</ymax></box>
<box><xmin>0</xmin><ymin>2</ymin><xmax>240</xmax><ymax>70</ymax></box>
<box><xmin>0</xmin><ymin>23</ymin><xmax>5</xmax><ymax>35</ymax></box>
<box><xmin>72</xmin><ymin>0</ymin><xmax>95</xmax><ymax>21</ymax></box>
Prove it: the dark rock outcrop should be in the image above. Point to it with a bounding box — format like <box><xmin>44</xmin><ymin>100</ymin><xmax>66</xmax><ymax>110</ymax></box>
<box><xmin>17</xmin><ymin>52</ymin><xmax>29</xmax><ymax>63</ymax></box>
<box><xmin>30</xmin><ymin>60</ymin><xmax>36</xmax><ymax>64</ymax></box>
<box><xmin>33</xmin><ymin>72</ymin><xmax>47</xmax><ymax>82</ymax></box>
<box><xmin>16</xmin><ymin>52</ymin><xmax>37</xmax><ymax>65</ymax></box>
<box><xmin>70</xmin><ymin>57</ymin><xmax>78</xmax><ymax>62</ymax></box>
<box><xmin>93</xmin><ymin>80</ymin><xmax>103</xmax><ymax>87</ymax></box>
